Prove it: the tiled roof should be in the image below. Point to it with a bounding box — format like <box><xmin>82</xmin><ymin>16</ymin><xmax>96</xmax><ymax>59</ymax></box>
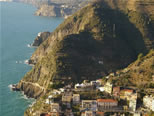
<box><xmin>96</xmin><ymin>111</ymin><xmax>104</xmax><ymax>114</ymax></box>
<box><xmin>113</xmin><ymin>87</ymin><xmax>120</xmax><ymax>89</ymax></box>
<box><xmin>97</xmin><ymin>99</ymin><xmax>117</xmax><ymax>103</ymax></box>
<box><xmin>121</xmin><ymin>89</ymin><xmax>133</xmax><ymax>93</ymax></box>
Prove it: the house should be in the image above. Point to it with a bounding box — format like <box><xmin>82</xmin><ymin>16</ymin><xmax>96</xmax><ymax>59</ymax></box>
<box><xmin>59</xmin><ymin>88</ymin><xmax>65</xmax><ymax>92</ymax></box>
<box><xmin>83</xmin><ymin>80</ymin><xmax>89</xmax><ymax>84</ymax></box>
<box><xmin>50</xmin><ymin>112</ymin><xmax>59</xmax><ymax>116</ymax></box>
<box><xmin>73</xmin><ymin>94</ymin><xmax>80</xmax><ymax>104</ymax></box>
<box><xmin>97</xmin><ymin>99</ymin><xmax>118</xmax><ymax>110</ymax></box>
<box><xmin>45</xmin><ymin>99</ymin><xmax>50</xmax><ymax>104</ymax></box>
<box><xmin>123</xmin><ymin>89</ymin><xmax>133</xmax><ymax>96</ymax></box>
<box><xmin>120</xmin><ymin>89</ymin><xmax>137</xmax><ymax>112</ymax></box>
<box><xmin>126</xmin><ymin>93</ymin><xmax>137</xmax><ymax>112</ymax></box>
<box><xmin>120</xmin><ymin>89</ymin><xmax>134</xmax><ymax>100</ymax></box>
<box><xmin>75</xmin><ymin>83</ymin><xmax>94</xmax><ymax>91</ymax></box>
<box><xmin>96</xmin><ymin>79</ymin><xmax>103</xmax><ymax>86</ymax></box>
<box><xmin>91</xmin><ymin>79</ymin><xmax>102</xmax><ymax>87</ymax></box>
<box><xmin>109</xmin><ymin>72</ymin><xmax>115</xmax><ymax>77</ymax></box>
<box><xmin>82</xmin><ymin>100</ymin><xmax>97</xmax><ymax>111</ymax></box>
<box><xmin>104</xmin><ymin>82</ymin><xmax>113</xmax><ymax>94</ymax></box>
<box><xmin>51</xmin><ymin>103</ymin><xmax>60</xmax><ymax>112</ymax></box>
<box><xmin>129</xmin><ymin>98</ymin><xmax>137</xmax><ymax>112</ymax></box>
<box><xmin>96</xmin><ymin>112</ymin><xmax>104</xmax><ymax>116</ymax></box>
<box><xmin>91</xmin><ymin>81</ymin><xmax>97</xmax><ymax>86</ymax></box>
<box><xmin>81</xmin><ymin>111</ymin><xmax>96</xmax><ymax>116</ymax></box>
<box><xmin>64</xmin><ymin>109</ymin><xmax>74</xmax><ymax>116</ymax></box>
<box><xmin>62</xmin><ymin>95</ymin><xmax>72</xmax><ymax>108</ymax></box>
<box><xmin>113</xmin><ymin>87</ymin><xmax>120</xmax><ymax>97</ymax></box>
<box><xmin>52</xmin><ymin>90</ymin><xmax>61</xmax><ymax>95</ymax></box>
<box><xmin>143</xmin><ymin>95</ymin><xmax>154</xmax><ymax>111</ymax></box>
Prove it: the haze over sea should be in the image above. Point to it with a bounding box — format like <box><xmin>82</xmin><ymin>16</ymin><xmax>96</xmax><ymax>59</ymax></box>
<box><xmin>0</xmin><ymin>2</ymin><xmax>63</xmax><ymax>115</ymax></box>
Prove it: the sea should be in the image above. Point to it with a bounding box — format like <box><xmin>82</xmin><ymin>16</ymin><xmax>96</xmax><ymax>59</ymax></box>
<box><xmin>0</xmin><ymin>2</ymin><xmax>63</xmax><ymax>116</ymax></box>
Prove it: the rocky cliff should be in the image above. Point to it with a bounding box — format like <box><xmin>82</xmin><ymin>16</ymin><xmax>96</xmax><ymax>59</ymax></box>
<box><xmin>12</xmin><ymin>0</ymin><xmax>92</xmax><ymax>17</ymax></box>
<box><xmin>32</xmin><ymin>32</ymin><xmax>50</xmax><ymax>47</ymax></box>
<box><xmin>17</xmin><ymin>0</ymin><xmax>154</xmax><ymax>99</ymax></box>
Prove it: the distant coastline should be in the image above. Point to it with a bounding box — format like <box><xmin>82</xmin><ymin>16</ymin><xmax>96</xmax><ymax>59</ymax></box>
<box><xmin>0</xmin><ymin>0</ymin><xmax>12</xmax><ymax>2</ymax></box>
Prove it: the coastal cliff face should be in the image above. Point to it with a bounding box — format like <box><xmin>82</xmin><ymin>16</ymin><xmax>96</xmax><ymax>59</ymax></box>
<box><xmin>17</xmin><ymin>0</ymin><xmax>154</xmax><ymax>99</ymax></box>
<box><xmin>12</xmin><ymin>0</ymin><xmax>92</xmax><ymax>17</ymax></box>
<box><xmin>32</xmin><ymin>32</ymin><xmax>50</xmax><ymax>47</ymax></box>
<box><xmin>35</xmin><ymin>5</ymin><xmax>62</xmax><ymax>17</ymax></box>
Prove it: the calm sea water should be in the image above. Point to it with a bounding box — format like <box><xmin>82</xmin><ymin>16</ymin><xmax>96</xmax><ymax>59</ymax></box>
<box><xmin>0</xmin><ymin>2</ymin><xmax>63</xmax><ymax>116</ymax></box>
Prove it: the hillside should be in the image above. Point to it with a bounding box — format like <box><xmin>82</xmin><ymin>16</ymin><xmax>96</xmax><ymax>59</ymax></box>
<box><xmin>15</xmin><ymin>0</ymin><xmax>154</xmax><ymax>99</ymax></box>
<box><xmin>107</xmin><ymin>49</ymin><xmax>154</xmax><ymax>94</ymax></box>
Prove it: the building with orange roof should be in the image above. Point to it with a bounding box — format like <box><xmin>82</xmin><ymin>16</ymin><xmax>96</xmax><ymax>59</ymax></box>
<box><xmin>81</xmin><ymin>111</ymin><xmax>95</xmax><ymax>116</ymax></box>
<box><xmin>96</xmin><ymin>111</ymin><xmax>104</xmax><ymax>116</ymax></box>
<box><xmin>97</xmin><ymin>99</ymin><xmax>118</xmax><ymax>110</ymax></box>
<box><xmin>120</xmin><ymin>89</ymin><xmax>135</xmax><ymax>101</ymax></box>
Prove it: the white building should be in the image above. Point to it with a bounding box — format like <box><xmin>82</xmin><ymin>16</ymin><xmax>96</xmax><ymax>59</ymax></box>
<box><xmin>96</xmin><ymin>79</ymin><xmax>103</xmax><ymax>86</ymax></box>
<box><xmin>134</xmin><ymin>113</ymin><xmax>141</xmax><ymax>116</ymax></box>
<box><xmin>129</xmin><ymin>98</ymin><xmax>137</xmax><ymax>112</ymax></box>
<box><xmin>104</xmin><ymin>82</ymin><xmax>113</xmax><ymax>94</ymax></box>
<box><xmin>143</xmin><ymin>95</ymin><xmax>154</xmax><ymax>111</ymax></box>
<box><xmin>90</xmin><ymin>79</ymin><xmax>102</xmax><ymax>87</ymax></box>
<box><xmin>97</xmin><ymin>87</ymin><xmax>104</xmax><ymax>92</ymax></box>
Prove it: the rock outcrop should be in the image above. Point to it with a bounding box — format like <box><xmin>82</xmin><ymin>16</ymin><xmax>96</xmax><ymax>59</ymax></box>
<box><xmin>17</xmin><ymin>80</ymin><xmax>45</xmax><ymax>98</ymax></box>
<box><xmin>32</xmin><ymin>32</ymin><xmax>50</xmax><ymax>46</ymax></box>
<box><xmin>35</xmin><ymin>5</ymin><xmax>61</xmax><ymax>17</ymax></box>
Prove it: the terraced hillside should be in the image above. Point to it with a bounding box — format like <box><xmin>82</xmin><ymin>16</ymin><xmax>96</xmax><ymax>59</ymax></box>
<box><xmin>107</xmin><ymin>49</ymin><xmax>154</xmax><ymax>94</ymax></box>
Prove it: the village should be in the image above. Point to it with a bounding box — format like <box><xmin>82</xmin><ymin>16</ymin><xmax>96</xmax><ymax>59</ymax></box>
<box><xmin>29</xmin><ymin>73</ymin><xmax>154</xmax><ymax>116</ymax></box>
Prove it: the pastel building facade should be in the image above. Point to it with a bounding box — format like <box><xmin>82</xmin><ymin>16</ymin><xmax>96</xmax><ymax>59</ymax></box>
<box><xmin>143</xmin><ymin>95</ymin><xmax>154</xmax><ymax>111</ymax></box>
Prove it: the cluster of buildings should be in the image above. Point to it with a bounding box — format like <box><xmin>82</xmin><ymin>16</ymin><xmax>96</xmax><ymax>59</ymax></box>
<box><xmin>38</xmin><ymin>76</ymin><xmax>153</xmax><ymax>116</ymax></box>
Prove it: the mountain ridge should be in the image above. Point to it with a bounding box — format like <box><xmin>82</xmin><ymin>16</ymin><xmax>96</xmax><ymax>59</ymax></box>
<box><xmin>16</xmin><ymin>0</ymin><xmax>154</xmax><ymax>99</ymax></box>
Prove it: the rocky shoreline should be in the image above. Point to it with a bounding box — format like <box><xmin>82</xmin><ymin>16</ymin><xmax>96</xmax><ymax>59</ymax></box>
<box><xmin>32</xmin><ymin>32</ymin><xmax>50</xmax><ymax>47</ymax></box>
<box><xmin>11</xmin><ymin>81</ymin><xmax>45</xmax><ymax>99</ymax></box>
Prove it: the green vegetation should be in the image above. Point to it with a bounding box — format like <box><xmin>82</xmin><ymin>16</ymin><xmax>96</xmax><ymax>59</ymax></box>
<box><xmin>137</xmin><ymin>53</ymin><xmax>144</xmax><ymax>60</ymax></box>
<box><xmin>49</xmin><ymin>81</ymin><xmax>64</xmax><ymax>89</ymax></box>
<box><xmin>108</xmin><ymin>49</ymin><xmax>154</xmax><ymax>91</ymax></box>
